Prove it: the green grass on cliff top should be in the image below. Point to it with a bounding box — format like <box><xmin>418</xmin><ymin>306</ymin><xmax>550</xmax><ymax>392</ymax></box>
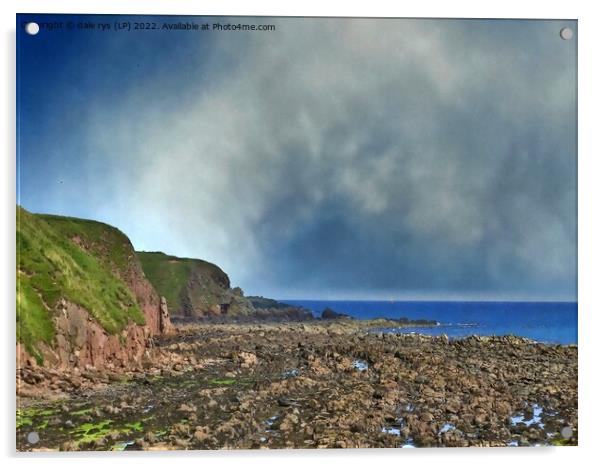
<box><xmin>37</xmin><ymin>213</ymin><xmax>134</xmax><ymax>276</ymax></box>
<box><xmin>137</xmin><ymin>251</ymin><xmax>228</xmax><ymax>312</ymax></box>
<box><xmin>17</xmin><ymin>207</ymin><xmax>145</xmax><ymax>363</ymax></box>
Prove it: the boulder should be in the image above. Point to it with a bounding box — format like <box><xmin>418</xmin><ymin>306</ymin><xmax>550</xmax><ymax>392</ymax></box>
<box><xmin>321</xmin><ymin>308</ymin><xmax>352</xmax><ymax>320</ymax></box>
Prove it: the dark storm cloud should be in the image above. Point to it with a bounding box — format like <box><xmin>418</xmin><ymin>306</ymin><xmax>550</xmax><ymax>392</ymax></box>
<box><xmin>66</xmin><ymin>18</ymin><xmax>577</xmax><ymax>299</ymax></box>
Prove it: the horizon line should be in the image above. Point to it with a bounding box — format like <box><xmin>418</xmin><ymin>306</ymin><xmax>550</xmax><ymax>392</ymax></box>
<box><xmin>274</xmin><ymin>297</ymin><xmax>577</xmax><ymax>304</ymax></box>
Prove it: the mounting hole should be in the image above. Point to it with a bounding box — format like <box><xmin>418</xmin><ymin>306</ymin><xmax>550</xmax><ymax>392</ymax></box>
<box><xmin>560</xmin><ymin>27</ymin><xmax>573</xmax><ymax>40</ymax></box>
<box><xmin>25</xmin><ymin>22</ymin><xmax>40</xmax><ymax>36</ymax></box>
<box><xmin>561</xmin><ymin>426</ymin><xmax>573</xmax><ymax>439</ymax></box>
<box><xmin>26</xmin><ymin>431</ymin><xmax>40</xmax><ymax>444</ymax></box>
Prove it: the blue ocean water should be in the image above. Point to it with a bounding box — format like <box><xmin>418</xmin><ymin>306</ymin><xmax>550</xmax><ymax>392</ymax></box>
<box><xmin>282</xmin><ymin>300</ymin><xmax>578</xmax><ymax>345</ymax></box>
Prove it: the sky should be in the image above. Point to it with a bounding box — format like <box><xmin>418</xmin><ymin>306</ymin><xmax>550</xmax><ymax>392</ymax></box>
<box><xmin>17</xmin><ymin>15</ymin><xmax>577</xmax><ymax>301</ymax></box>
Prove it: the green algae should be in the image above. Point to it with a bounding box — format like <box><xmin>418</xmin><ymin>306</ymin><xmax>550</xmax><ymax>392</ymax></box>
<box><xmin>16</xmin><ymin>413</ymin><xmax>33</xmax><ymax>429</ymax></box>
<box><xmin>210</xmin><ymin>378</ymin><xmax>236</xmax><ymax>385</ymax></box>
<box><xmin>179</xmin><ymin>379</ymin><xmax>198</xmax><ymax>389</ymax></box>
<box><xmin>37</xmin><ymin>419</ymin><xmax>49</xmax><ymax>430</ymax></box>
<box><xmin>550</xmin><ymin>435</ymin><xmax>576</xmax><ymax>446</ymax></box>
<box><xmin>17</xmin><ymin>406</ymin><xmax>59</xmax><ymax>429</ymax></box>
<box><xmin>71</xmin><ymin>419</ymin><xmax>114</xmax><ymax>444</ymax></box>
<box><xmin>124</xmin><ymin>421</ymin><xmax>143</xmax><ymax>432</ymax></box>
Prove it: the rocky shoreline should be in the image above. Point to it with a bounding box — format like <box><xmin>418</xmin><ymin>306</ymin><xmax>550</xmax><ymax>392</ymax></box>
<box><xmin>17</xmin><ymin>320</ymin><xmax>578</xmax><ymax>451</ymax></box>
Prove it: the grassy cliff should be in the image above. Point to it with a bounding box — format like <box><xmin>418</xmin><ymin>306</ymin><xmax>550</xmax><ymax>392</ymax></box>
<box><xmin>16</xmin><ymin>207</ymin><xmax>145</xmax><ymax>362</ymax></box>
<box><xmin>137</xmin><ymin>251</ymin><xmax>253</xmax><ymax>317</ymax></box>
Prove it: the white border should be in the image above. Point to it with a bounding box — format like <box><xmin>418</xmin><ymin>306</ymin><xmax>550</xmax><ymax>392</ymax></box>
<box><xmin>2</xmin><ymin>1</ymin><xmax>600</xmax><ymax>465</ymax></box>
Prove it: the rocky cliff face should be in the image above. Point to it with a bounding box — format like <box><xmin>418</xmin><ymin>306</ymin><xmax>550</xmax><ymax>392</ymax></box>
<box><xmin>137</xmin><ymin>251</ymin><xmax>255</xmax><ymax>318</ymax></box>
<box><xmin>16</xmin><ymin>207</ymin><xmax>172</xmax><ymax>372</ymax></box>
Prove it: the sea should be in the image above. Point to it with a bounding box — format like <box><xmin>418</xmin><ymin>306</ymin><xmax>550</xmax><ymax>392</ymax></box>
<box><xmin>281</xmin><ymin>300</ymin><xmax>578</xmax><ymax>345</ymax></box>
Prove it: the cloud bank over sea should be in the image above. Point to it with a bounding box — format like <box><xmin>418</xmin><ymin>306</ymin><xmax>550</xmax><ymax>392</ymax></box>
<box><xmin>18</xmin><ymin>17</ymin><xmax>577</xmax><ymax>300</ymax></box>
